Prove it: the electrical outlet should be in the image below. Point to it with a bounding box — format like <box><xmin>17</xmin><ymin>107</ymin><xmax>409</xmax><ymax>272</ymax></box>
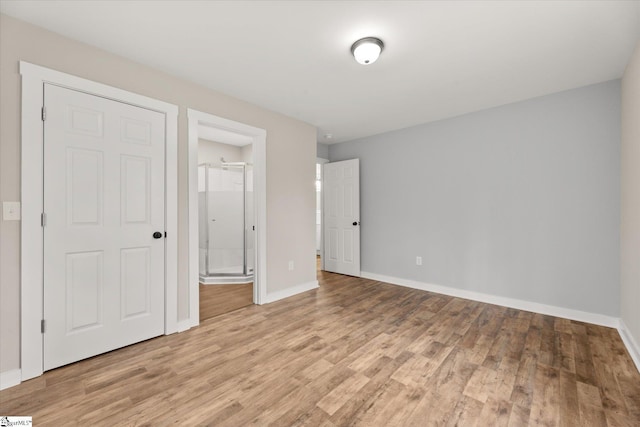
<box><xmin>416</xmin><ymin>256</ymin><xmax>423</xmax><ymax>266</ymax></box>
<box><xmin>3</xmin><ymin>201</ymin><xmax>21</xmax><ymax>221</ymax></box>
<box><xmin>288</xmin><ymin>261</ymin><xmax>294</xmax><ymax>271</ymax></box>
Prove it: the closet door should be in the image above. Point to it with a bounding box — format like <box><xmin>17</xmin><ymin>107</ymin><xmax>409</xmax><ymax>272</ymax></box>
<box><xmin>43</xmin><ymin>84</ymin><xmax>166</xmax><ymax>370</ymax></box>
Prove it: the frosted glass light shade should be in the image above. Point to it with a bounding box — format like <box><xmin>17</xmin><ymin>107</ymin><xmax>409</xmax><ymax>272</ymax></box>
<box><xmin>351</xmin><ymin>37</ymin><xmax>384</xmax><ymax>65</ymax></box>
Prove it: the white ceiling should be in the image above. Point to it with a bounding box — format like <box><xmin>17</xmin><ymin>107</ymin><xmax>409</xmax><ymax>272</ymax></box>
<box><xmin>2</xmin><ymin>1</ymin><xmax>638</xmax><ymax>144</ymax></box>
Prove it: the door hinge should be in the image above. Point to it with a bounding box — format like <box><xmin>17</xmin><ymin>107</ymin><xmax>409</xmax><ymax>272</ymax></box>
<box><xmin>41</xmin><ymin>106</ymin><xmax>46</xmax><ymax>121</ymax></box>
<box><xmin>41</xmin><ymin>319</ymin><xmax>45</xmax><ymax>333</ymax></box>
<box><xmin>41</xmin><ymin>213</ymin><xmax>46</xmax><ymax>227</ymax></box>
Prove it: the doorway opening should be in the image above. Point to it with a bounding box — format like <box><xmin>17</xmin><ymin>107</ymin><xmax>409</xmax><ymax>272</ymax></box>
<box><xmin>198</xmin><ymin>143</ymin><xmax>254</xmax><ymax>284</ymax></box>
<box><xmin>188</xmin><ymin>109</ymin><xmax>267</xmax><ymax>326</ymax></box>
<box><xmin>197</xmin><ymin>138</ymin><xmax>254</xmax><ymax>320</ymax></box>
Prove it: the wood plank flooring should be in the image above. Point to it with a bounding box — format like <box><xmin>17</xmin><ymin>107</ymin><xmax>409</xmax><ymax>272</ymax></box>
<box><xmin>2</xmin><ymin>267</ymin><xmax>639</xmax><ymax>426</ymax></box>
<box><xmin>199</xmin><ymin>282</ymin><xmax>253</xmax><ymax>321</ymax></box>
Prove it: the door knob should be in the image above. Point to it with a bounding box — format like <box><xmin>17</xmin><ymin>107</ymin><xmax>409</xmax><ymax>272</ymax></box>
<box><xmin>153</xmin><ymin>231</ymin><xmax>163</xmax><ymax>239</ymax></box>
<box><xmin>352</xmin><ymin>221</ymin><xmax>360</xmax><ymax>226</ymax></box>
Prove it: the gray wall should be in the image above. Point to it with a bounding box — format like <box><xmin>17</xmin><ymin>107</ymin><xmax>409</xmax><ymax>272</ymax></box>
<box><xmin>317</xmin><ymin>142</ymin><xmax>329</xmax><ymax>159</ymax></box>
<box><xmin>330</xmin><ymin>80</ymin><xmax>621</xmax><ymax>316</ymax></box>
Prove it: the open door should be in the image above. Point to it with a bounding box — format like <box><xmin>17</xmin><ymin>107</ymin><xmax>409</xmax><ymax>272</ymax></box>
<box><xmin>323</xmin><ymin>159</ymin><xmax>360</xmax><ymax>277</ymax></box>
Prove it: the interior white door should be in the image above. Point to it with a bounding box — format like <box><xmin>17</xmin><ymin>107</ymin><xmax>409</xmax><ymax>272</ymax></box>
<box><xmin>323</xmin><ymin>159</ymin><xmax>360</xmax><ymax>276</ymax></box>
<box><xmin>43</xmin><ymin>84</ymin><xmax>166</xmax><ymax>370</ymax></box>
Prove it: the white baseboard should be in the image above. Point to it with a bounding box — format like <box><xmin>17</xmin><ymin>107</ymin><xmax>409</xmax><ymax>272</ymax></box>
<box><xmin>360</xmin><ymin>271</ymin><xmax>620</xmax><ymax>328</ymax></box>
<box><xmin>0</xmin><ymin>369</ymin><xmax>22</xmax><ymax>391</ymax></box>
<box><xmin>618</xmin><ymin>319</ymin><xmax>640</xmax><ymax>373</ymax></box>
<box><xmin>264</xmin><ymin>280</ymin><xmax>319</xmax><ymax>304</ymax></box>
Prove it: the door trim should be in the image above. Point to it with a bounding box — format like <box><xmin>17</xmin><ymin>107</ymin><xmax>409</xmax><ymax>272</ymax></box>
<box><xmin>187</xmin><ymin>109</ymin><xmax>267</xmax><ymax>327</ymax></box>
<box><xmin>19</xmin><ymin>62</ymin><xmax>179</xmax><ymax>381</ymax></box>
<box><xmin>317</xmin><ymin>157</ymin><xmax>329</xmax><ymax>271</ymax></box>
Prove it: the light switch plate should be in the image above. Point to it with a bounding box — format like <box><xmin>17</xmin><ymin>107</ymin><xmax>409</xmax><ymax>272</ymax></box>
<box><xmin>3</xmin><ymin>201</ymin><xmax>21</xmax><ymax>221</ymax></box>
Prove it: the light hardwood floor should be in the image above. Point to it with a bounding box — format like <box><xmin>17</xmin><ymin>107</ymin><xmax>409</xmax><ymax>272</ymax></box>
<box><xmin>2</xmin><ymin>266</ymin><xmax>639</xmax><ymax>426</ymax></box>
<box><xmin>199</xmin><ymin>282</ymin><xmax>253</xmax><ymax>322</ymax></box>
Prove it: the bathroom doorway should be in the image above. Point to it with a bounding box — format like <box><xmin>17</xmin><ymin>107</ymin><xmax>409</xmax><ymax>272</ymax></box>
<box><xmin>188</xmin><ymin>109</ymin><xmax>267</xmax><ymax>326</ymax></box>
<box><xmin>197</xmin><ymin>139</ymin><xmax>254</xmax><ymax>320</ymax></box>
<box><xmin>198</xmin><ymin>150</ymin><xmax>254</xmax><ymax>284</ymax></box>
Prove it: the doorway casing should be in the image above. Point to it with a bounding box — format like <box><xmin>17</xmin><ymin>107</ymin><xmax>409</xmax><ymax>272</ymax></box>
<box><xmin>19</xmin><ymin>62</ymin><xmax>179</xmax><ymax>382</ymax></box>
<box><xmin>187</xmin><ymin>109</ymin><xmax>267</xmax><ymax>326</ymax></box>
<box><xmin>316</xmin><ymin>157</ymin><xmax>329</xmax><ymax>271</ymax></box>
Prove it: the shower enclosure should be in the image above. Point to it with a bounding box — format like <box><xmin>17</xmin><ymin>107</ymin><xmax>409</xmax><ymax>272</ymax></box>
<box><xmin>198</xmin><ymin>161</ymin><xmax>254</xmax><ymax>284</ymax></box>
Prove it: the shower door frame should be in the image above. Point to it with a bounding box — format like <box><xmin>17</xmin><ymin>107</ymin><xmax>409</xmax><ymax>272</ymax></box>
<box><xmin>200</xmin><ymin>162</ymin><xmax>250</xmax><ymax>278</ymax></box>
<box><xmin>188</xmin><ymin>109</ymin><xmax>267</xmax><ymax>328</ymax></box>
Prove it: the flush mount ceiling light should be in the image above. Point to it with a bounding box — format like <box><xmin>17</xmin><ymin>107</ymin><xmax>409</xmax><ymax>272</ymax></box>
<box><xmin>351</xmin><ymin>37</ymin><xmax>384</xmax><ymax>65</ymax></box>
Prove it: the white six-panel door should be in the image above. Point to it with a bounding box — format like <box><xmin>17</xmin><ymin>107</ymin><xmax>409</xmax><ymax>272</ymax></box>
<box><xmin>43</xmin><ymin>84</ymin><xmax>166</xmax><ymax>370</ymax></box>
<box><xmin>323</xmin><ymin>159</ymin><xmax>360</xmax><ymax>277</ymax></box>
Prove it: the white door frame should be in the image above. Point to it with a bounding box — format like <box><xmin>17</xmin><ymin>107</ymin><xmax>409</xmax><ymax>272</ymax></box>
<box><xmin>20</xmin><ymin>62</ymin><xmax>179</xmax><ymax>381</ymax></box>
<box><xmin>317</xmin><ymin>157</ymin><xmax>329</xmax><ymax>271</ymax></box>
<box><xmin>187</xmin><ymin>109</ymin><xmax>267</xmax><ymax>326</ymax></box>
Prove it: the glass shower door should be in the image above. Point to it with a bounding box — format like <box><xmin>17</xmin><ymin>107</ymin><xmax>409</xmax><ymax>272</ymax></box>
<box><xmin>207</xmin><ymin>164</ymin><xmax>245</xmax><ymax>275</ymax></box>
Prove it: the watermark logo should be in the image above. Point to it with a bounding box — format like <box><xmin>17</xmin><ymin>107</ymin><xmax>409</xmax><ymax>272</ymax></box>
<box><xmin>0</xmin><ymin>417</ymin><xmax>32</xmax><ymax>427</ymax></box>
